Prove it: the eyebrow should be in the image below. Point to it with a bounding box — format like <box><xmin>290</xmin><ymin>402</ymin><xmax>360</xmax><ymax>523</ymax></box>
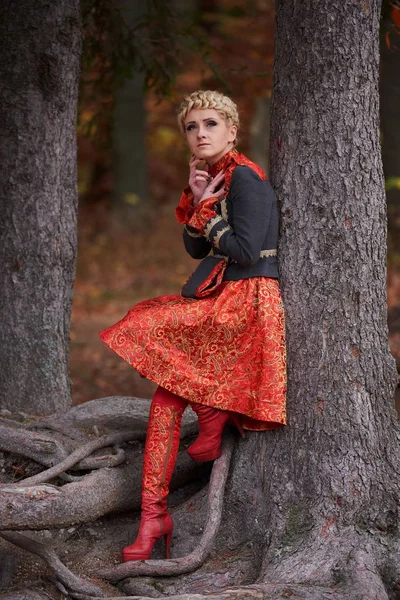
<box><xmin>185</xmin><ymin>117</ymin><xmax>218</xmax><ymax>125</ymax></box>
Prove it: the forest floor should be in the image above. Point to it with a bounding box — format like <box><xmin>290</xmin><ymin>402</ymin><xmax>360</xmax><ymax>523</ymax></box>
<box><xmin>70</xmin><ymin>201</ymin><xmax>400</xmax><ymax>409</ymax></box>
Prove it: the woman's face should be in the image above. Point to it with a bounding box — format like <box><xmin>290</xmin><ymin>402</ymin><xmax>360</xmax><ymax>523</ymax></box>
<box><xmin>184</xmin><ymin>108</ymin><xmax>237</xmax><ymax>165</ymax></box>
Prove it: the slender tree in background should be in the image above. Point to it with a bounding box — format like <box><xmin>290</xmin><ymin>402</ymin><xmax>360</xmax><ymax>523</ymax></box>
<box><xmin>112</xmin><ymin>0</ymin><xmax>148</xmax><ymax>221</ymax></box>
<box><xmin>250</xmin><ymin>96</ymin><xmax>270</xmax><ymax>173</ymax></box>
<box><xmin>381</xmin><ymin>0</ymin><xmax>400</xmax><ymax>242</ymax></box>
<box><xmin>381</xmin><ymin>0</ymin><xmax>400</xmax><ymax>414</ymax></box>
<box><xmin>0</xmin><ymin>1</ymin><xmax>81</xmax><ymax>414</ymax></box>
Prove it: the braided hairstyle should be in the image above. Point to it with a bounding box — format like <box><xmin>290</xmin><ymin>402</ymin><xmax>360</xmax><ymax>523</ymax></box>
<box><xmin>177</xmin><ymin>90</ymin><xmax>240</xmax><ymax>144</ymax></box>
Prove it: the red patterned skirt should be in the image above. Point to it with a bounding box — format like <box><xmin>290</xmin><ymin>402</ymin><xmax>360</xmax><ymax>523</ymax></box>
<box><xmin>99</xmin><ymin>277</ymin><xmax>286</xmax><ymax>431</ymax></box>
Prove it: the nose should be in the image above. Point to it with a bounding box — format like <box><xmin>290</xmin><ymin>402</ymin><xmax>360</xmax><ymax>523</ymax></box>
<box><xmin>197</xmin><ymin>124</ymin><xmax>206</xmax><ymax>138</ymax></box>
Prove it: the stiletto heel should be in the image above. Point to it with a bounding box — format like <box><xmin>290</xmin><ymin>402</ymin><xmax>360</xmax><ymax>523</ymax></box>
<box><xmin>122</xmin><ymin>513</ymin><xmax>173</xmax><ymax>561</ymax></box>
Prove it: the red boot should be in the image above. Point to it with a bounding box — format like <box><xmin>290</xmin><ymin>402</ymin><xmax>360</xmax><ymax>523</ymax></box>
<box><xmin>122</xmin><ymin>387</ymin><xmax>187</xmax><ymax>562</ymax></box>
<box><xmin>187</xmin><ymin>403</ymin><xmax>245</xmax><ymax>462</ymax></box>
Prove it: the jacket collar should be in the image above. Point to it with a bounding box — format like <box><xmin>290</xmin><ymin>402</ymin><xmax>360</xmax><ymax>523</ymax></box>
<box><xmin>208</xmin><ymin>148</ymin><xmax>239</xmax><ymax>177</ymax></box>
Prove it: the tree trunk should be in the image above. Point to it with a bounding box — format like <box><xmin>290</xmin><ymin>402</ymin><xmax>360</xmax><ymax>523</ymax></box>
<box><xmin>0</xmin><ymin>1</ymin><xmax>81</xmax><ymax>414</ymax></box>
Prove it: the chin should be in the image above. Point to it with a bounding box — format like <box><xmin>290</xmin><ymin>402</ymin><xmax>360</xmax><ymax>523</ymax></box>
<box><xmin>195</xmin><ymin>147</ymin><xmax>213</xmax><ymax>159</ymax></box>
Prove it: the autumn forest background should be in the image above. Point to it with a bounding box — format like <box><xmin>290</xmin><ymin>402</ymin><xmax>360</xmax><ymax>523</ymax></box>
<box><xmin>72</xmin><ymin>0</ymin><xmax>400</xmax><ymax>406</ymax></box>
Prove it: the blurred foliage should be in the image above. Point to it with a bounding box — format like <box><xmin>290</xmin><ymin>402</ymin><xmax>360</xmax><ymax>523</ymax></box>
<box><xmin>80</xmin><ymin>0</ymin><xmax>178</xmax><ymax>140</ymax></box>
<box><xmin>79</xmin><ymin>0</ymin><xmax>210</xmax><ymax>141</ymax></box>
<box><xmin>81</xmin><ymin>0</ymin><xmax>180</xmax><ymax>96</ymax></box>
<box><xmin>79</xmin><ymin>0</ymin><xmax>274</xmax><ymax>140</ymax></box>
<box><xmin>386</xmin><ymin>177</ymin><xmax>400</xmax><ymax>191</ymax></box>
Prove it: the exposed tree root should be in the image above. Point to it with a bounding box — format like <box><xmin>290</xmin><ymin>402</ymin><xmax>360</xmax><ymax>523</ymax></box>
<box><xmin>0</xmin><ymin>416</ymin><xmax>26</xmax><ymax>429</ymax></box>
<box><xmin>33</xmin><ymin>397</ymin><xmax>160</xmax><ymax>433</ymax></box>
<box><xmin>0</xmin><ymin>451</ymin><xmax>208</xmax><ymax>530</ymax></box>
<box><xmin>0</xmin><ymin>531</ymin><xmax>106</xmax><ymax>598</ymax></box>
<box><xmin>95</xmin><ymin>435</ymin><xmax>235</xmax><ymax>582</ymax></box>
<box><xmin>1</xmin><ymin>399</ymin><xmax>397</xmax><ymax>600</ymax></box>
<box><xmin>0</xmin><ymin>591</ymin><xmax>50</xmax><ymax>600</ymax></box>
<box><xmin>346</xmin><ymin>548</ymin><xmax>390</xmax><ymax>600</ymax></box>
<box><xmin>0</xmin><ymin>397</ymin><xmax>201</xmax><ymax>532</ymax></box>
<box><xmin>0</xmin><ymin>400</ymin><xmax>197</xmax><ymax>478</ymax></box>
<box><xmin>0</xmin><ymin>423</ymin><xmax>70</xmax><ymax>468</ymax></box>
<box><xmin>29</xmin><ymin>396</ymin><xmax>197</xmax><ymax>434</ymax></box>
<box><xmin>72</xmin><ymin>446</ymin><xmax>126</xmax><ymax>470</ymax></box>
<box><xmin>26</xmin><ymin>420</ymin><xmax>89</xmax><ymax>442</ymax></box>
<box><xmin>11</xmin><ymin>431</ymin><xmax>144</xmax><ymax>486</ymax></box>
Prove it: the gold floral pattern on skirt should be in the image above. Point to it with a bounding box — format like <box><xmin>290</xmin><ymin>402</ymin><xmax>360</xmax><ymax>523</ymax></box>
<box><xmin>100</xmin><ymin>277</ymin><xmax>286</xmax><ymax>431</ymax></box>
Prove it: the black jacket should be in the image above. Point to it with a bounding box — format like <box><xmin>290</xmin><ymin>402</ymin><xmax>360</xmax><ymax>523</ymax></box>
<box><xmin>183</xmin><ymin>165</ymin><xmax>279</xmax><ymax>281</ymax></box>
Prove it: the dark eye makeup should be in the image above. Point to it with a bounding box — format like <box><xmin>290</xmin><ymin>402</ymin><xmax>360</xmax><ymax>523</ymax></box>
<box><xmin>185</xmin><ymin>119</ymin><xmax>218</xmax><ymax>132</ymax></box>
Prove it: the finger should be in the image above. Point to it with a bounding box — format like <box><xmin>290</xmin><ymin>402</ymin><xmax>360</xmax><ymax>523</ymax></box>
<box><xmin>208</xmin><ymin>179</ymin><xmax>225</xmax><ymax>193</ymax></box>
<box><xmin>213</xmin><ymin>171</ymin><xmax>225</xmax><ymax>182</ymax></box>
<box><xmin>213</xmin><ymin>188</ymin><xmax>226</xmax><ymax>198</ymax></box>
<box><xmin>209</xmin><ymin>175</ymin><xmax>225</xmax><ymax>191</ymax></box>
<box><xmin>206</xmin><ymin>174</ymin><xmax>224</xmax><ymax>188</ymax></box>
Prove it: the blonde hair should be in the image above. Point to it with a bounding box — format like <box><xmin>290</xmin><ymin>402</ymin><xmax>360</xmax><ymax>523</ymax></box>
<box><xmin>177</xmin><ymin>90</ymin><xmax>240</xmax><ymax>142</ymax></box>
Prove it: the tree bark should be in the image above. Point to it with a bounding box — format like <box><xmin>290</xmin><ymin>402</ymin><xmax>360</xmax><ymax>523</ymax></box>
<box><xmin>0</xmin><ymin>1</ymin><xmax>81</xmax><ymax>414</ymax></box>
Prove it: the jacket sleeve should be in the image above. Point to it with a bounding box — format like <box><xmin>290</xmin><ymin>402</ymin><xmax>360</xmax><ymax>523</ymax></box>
<box><xmin>183</xmin><ymin>224</ymin><xmax>211</xmax><ymax>259</ymax></box>
<box><xmin>203</xmin><ymin>166</ymin><xmax>273</xmax><ymax>267</ymax></box>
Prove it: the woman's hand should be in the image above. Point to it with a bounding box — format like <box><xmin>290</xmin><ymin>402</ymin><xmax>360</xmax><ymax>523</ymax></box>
<box><xmin>186</xmin><ymin>171</ymin><xmax>226</xmax><ymax>232</ymax></box>
<box><xmin>189</xmin><ymin>155</ymin><xmax>211</xmax><ymax>205</ymax></box>
<box><xmin>198</xmin><ymin>170</ymin><xmax>225</xmax><ymax>204</ymax></box>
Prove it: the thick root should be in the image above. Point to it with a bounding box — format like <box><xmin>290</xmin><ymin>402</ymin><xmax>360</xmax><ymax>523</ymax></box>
<box><xmin>69</xmin><ymin>583</ymin><xmax>346</xmax><ymax>600</ymax></box>
<box><xmin>0</xmin><ymin>531</ymin><xmax>106</xmax><ymax>598</ymax></box>
<box><xmin>0</xmin><ymin>422</ymin><xmax>70</xmax><ymax>468</ymax></box>
<box><xmin>0</xmin><ymin>451</ymin><xmax>208</xmax><ymax>530</ymax></box>
<box><xmin>11</xmin><ymin>431</ymin><xmax>143</xmax><ymax>486</ymax></box>
<box><xmin>32</xmin><ymin>397</ymin><xmax>196</xmax><ymax>434</ymax></box>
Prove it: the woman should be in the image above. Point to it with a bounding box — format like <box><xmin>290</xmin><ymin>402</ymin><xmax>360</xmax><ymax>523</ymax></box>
<box><xmin>100</xmin><ymin>90</ymin><xmax>286</xmax><ymax>562</ymax></box>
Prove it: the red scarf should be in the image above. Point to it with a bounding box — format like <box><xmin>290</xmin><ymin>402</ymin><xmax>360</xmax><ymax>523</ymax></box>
<box><xmin>175</xmin><ymin>149</ymin><xmax>267</xmax><ymax>225</ymax></box>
